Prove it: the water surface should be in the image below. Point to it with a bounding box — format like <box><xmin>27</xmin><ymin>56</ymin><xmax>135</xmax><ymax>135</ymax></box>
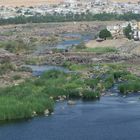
<box><xmin>0</xmin><ymin>86</ymin><xmax>140</xmax><ymax>140</ymax></box>
<box><xmin>34</xmin><ymin>33</ymin><xmax>94</xmax><ymax>54</ymax></box>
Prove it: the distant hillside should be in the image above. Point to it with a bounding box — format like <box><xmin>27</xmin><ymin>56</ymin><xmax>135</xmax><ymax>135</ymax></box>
<box><xmin>0</xmin><ymin>0</ymin><xmax>64</xmax><ymax>7</ymax></box>
<box><xmin>110</xmin><ymin>0</ymin><xmax>139</xmax><ymax>3</ymax></box>
<box><xmin>0</xmin><ymin>0</ymin><xmax>139</xmax><ymax>7</ymax></box>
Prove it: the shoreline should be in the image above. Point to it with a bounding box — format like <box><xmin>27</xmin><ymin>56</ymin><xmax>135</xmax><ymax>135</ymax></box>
<box><xmin>0</xmin><ymin>62</ymin><xmax>140</xmax><ymax>121</ymax></box>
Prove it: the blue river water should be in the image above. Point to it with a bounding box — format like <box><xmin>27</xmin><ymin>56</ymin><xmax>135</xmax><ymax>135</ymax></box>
<box><xmin>0</xmin><ymin>85</ymin><xmax>140</xmax><ymax>140</ymax></box>
<box><xmin>34</xmin><ymin>33</ymin><xmax>94</xmax><ymax>54</ymax></box>
<box><xmin>56</xmin><ymin>33</ymin><xmax>94</xmax><ymax>49</ymax></box>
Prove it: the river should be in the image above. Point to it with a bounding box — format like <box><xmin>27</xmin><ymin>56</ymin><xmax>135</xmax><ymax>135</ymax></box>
<box><xmin>34</xmin><ymin>32</ymin><xmax>94</xmax><ymax>54</ymax></box>
<box><xmin>0</xmin><ymin>85</ymin><xmax>140</xmax><ymax>140</ymax></box>
<box><xmin>56</xmin><ymin>33</ymin><xmax>94</xmax><ymax>49</ymax></box>
<box><xmin>1</xmin><ymin>33</ymin><xmax>140</xmax><ymax>139</ymax></box>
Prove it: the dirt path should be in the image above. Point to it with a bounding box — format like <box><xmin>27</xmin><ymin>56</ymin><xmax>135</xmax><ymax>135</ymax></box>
<box><xmin>86</xmin><ymin>39</ymin><xmax>129</xmax><ymax>49</ymax></box>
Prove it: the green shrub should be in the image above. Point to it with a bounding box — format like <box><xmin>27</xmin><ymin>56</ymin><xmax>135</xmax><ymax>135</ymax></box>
<box><xmin>81</xmin><ymin>47</ymin><xmax>117</xmax><ymax>54</ymax></box>
<box><xmin>18</xmin><ymin>66</ymin><xmax>32</xmax><ymax>72</ymax></box>
<box><xmin>41</xmin><ymin>70</ymin><xmax>65</xmax><ymax>79</ymax></box>
<box><xmin>12</xmin><ymin>75</ymin><xmax>21</xmax><ymax>80</ymax></box>
<box><xmin>43</xmin><ymin>87</ymin><xmax>66</xmax><ymax>99</ymax></box>
<box><xmin>99</xmin><ymin>29</ymin><xmax>112</xmax><ymax>40</ymax></box>
<box><xmin>0</xmin><ymin>62</ymin><xmax>15</xmax><ymax>75</ymax></box>
<box><xmin>119</xmin><ymin>80</ymin><xmax>140</xmax><ymax>94</ymax></box>
<box><xmin>75</xmin><ymin>42</ymin><xmax>86</xmax><ymax>49</ymax></box>
<box><xmin>85</xmin><ymin>79</ymin><xmax>99</xmax><ymax>89</ymax></box>
<box><xmin>82</xmin><ymin>90</ymin><xmax>100</xmax><ymax>100</ymax></box>
<box><xmin>113</xmin><ymin>71</ymin><xmax>130</xmax><ymax>80</ymax></box>
<box><xmin>103</xmin><ymin>74</ymin><xmax>114</xmax><ymax>89</ymax></box>
<box><xmin>67</xmin><ymin>89</ymin><xmax>80</xmax><ymax>99</ymax></box>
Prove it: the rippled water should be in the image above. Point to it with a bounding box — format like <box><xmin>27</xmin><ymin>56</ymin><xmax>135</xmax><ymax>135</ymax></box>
<box><xmin>0</xmin><ymin>85</ymin><xmax>140</xmax><ymax>140</ymax></box>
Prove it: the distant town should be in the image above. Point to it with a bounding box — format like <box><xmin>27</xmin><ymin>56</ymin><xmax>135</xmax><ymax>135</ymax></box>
<box><xmin>1</xmin><ymin>0</ymin><xmax>140</xmax><ymax>19</ymax></box>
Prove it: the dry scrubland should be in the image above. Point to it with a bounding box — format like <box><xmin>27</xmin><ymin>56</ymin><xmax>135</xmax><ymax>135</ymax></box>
<box><xmin>86</xmin><ymin>39</ymin><xmax>129</xmax><ymax>49</ymax></box>
<box><xmin>86</xmin><ymin>38</ymin><xmax>140</xmax><ymax>55</ymax></box>
<box><xmin>0</xmin><ymin>21</ymin><xmax>140</xmax><ymax>86</ymax></box>
<box><xmin>0</xmin><ymin>0</ymin><xmax>64</xmax><ymax>6</ymax></box>
<box><xmin>111</xmin><ymin>0</ymin><xmax>139</xmax><ymax>3</ymax></box>
<box><xmin>0</xmin><ymin>0</ymin><xmax>139</xmax><ymax>6</ymax></box>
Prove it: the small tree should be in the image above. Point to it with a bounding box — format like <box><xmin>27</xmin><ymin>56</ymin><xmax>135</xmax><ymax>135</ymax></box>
<box><xmin>123</xmin><ymin>23</ymin><xmax>132</xmax><ymax>40</ymax></box>
<box><xmin>99</xmin><ymin>29</ymin><xmax>112</xmax><ymax>40</ymax></box>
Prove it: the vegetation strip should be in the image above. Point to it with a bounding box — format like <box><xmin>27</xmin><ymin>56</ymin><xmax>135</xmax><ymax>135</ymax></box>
<box><xmin>1</xmin><ymin>13</ymin><xmax>140</xmax><ymax>25</ymax></box>
<box><xmin>0</xmin><ymin>63</ymin><xmax>139</xmax><ymax>121</ymax></box>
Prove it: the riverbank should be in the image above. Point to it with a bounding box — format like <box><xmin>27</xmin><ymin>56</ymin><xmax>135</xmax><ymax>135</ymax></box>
<box><xmin>0</xmin><ymin>62</ymin><xmax>140</xmax><ymax>121</ymax></box>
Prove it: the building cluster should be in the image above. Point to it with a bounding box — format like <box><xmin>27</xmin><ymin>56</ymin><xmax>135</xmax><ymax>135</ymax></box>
<box><xmin>106</xmin><ymin>21</ymin><xmax>140</xmax><ymax>40</ymax></box>
<box><xmin>133</xmin><ymin>22</ymin><xmax>140</xmax><ymax>40</ymax></box>
<box><xmin>1</xmin><ymin>0</ymin><xmax>140</xmax><ymax>19</ymax></box>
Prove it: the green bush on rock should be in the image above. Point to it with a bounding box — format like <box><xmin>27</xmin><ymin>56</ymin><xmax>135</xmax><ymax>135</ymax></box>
<box><xmin>0</xmin><ymin>66</ymin><xmax>138</xmax><ymax>121</ymax></box>
<box><xmin>82</xmin><ymin>90</ymin><xmax>100</xmax><ymax>100</ymax></box>
<box><xmin>0</xmin><ymin>70</ymin><xmax>101</xmax><ymax>121</ymax></box>
<box><xmin>119</xmin><ymin>81</ymin><xmax>140</xmax><ymax>94</ymax></box>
